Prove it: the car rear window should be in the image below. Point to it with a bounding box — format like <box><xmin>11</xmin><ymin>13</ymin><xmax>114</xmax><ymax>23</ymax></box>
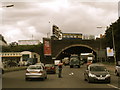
<box><xmin>45</xmin><ymin>64</ymin><xmax>54</xmax><ymax>67</ymax></box>
<box><xmin>28</xmin><ymin>65</ymin><xmax>42</xmax><ymax>69</ymax></box>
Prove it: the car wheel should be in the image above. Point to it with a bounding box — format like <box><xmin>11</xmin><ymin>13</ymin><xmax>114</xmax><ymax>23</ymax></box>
<box><xmin>106</xmin><ymin>79</ymin><xmax>111</xmax><ymax>83</ymax></box>
<box><xmin>54</xmin><ymin>71</ymin><xmax>56</xmax><ymax>74</ymax></box>
<box><xmin>70</xmin><ymin>65</ymin><xmax>73</xmax><ymax>68</ymax></box>
<box><xmin>84</xmin><ymin>74</ymin><xmax>87</xmax><ymax>81</ymax></box>
<box><xmin>88</xmin><ymin>78</ymin><xmax>92</xmax><ymax>83</ymax></box>
<box><xmin>45</xmin><ymin>76</ymin><xmax>47</xmax><ymax>79</ymax></box>
<box><xmin>25</xmin><ymin>78</ymin><xmax>29</xmax><ymax>81</ymax></box>
<box><xmin>42</xmin><ymin>77</ymin><xmax>46</xmax><ymax>81</ymax></box>
<box><xmin>2</xmin><ymin>69</ymin><xmax>4</xmax><ymax>74</ymax></box>
<box><xmin>115</xmin><ymin>70</ymin><xmax>119</xmax><ymax>76</ymax></box>
<box><xmin>78</xmin><ymin>66</ymin><xmax>80</xmax><ymax>68</ymax></box>
<box><xmin>84</xmin><ymin>78</ymin><xmax>87</xmax><ymax>81</ymax></box>
<box><xmin>84</xmin><ymin>76</ymin><xmax>87</xmax><ymax>81</ymax></box>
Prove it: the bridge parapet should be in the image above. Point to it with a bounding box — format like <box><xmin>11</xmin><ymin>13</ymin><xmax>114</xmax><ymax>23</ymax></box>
<box><xmin>51</xmin><ymin>39</ymin><xmax>100</xmax><ymax>58</ymax></box>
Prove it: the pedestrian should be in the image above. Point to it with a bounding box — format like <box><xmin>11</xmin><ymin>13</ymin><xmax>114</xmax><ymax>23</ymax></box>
<box><xmin>58</xmin><ymin>62</ymin><xmax>63</xmax><ymax>78</ymax></box>
<box><xmin>87</xmin><ymin>60</ymin><xmax>92</xmax><ymax>68</ymax></box>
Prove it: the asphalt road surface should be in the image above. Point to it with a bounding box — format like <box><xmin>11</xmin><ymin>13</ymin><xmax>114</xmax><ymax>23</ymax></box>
<box><xmin>2</xmin><ymin>64</ymin><xmax>120</xmax><ymax>89</ymax></box>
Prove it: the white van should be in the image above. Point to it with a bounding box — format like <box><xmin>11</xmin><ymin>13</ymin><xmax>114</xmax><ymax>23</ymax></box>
<box><xmin>54</xmin><ymin>60</ymin><xmax>61</xmax><ymax>66</ymax></box>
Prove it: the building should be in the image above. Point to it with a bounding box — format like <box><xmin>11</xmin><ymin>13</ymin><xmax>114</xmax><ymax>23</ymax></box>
<box><xmin>62</xmin><ymin>33</ymin><xmax>82</xmax><ymax>39</ymax></box>
<box><xmin>52</xmin><ymin>25</ymin><xmax>62</xmax><ymax>40</ymax></box>
<box><xmin>82</xmin><ymin>35</ymin><xmax>95</xmax><ymax>40</ymax></box>
<box><xmin>18</xmin><ymin>40</ymin><xmax>41</xmax><ymax>45</ymax></box>
<box><xmin>0</xmin><ymin>51</ymin><xmax>40</xmax><ymax>66</ymax></box>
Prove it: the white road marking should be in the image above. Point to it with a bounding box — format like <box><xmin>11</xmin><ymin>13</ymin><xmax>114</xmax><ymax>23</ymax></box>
<box><xmin>107</xmin><ymin>84</ymin><xmax>120</xmax><ymax>90</ymax></box>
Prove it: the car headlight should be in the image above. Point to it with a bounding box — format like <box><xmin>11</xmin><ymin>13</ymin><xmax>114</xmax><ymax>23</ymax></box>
<box><xmin>106</xmin><ymin>74</ymin><xmax>110</xmax><ymax>77</ymax></box>
<box><xmin>89</xmin><ymin>73</ymin><xmax>96</xmax><ymax>77</ymax></box>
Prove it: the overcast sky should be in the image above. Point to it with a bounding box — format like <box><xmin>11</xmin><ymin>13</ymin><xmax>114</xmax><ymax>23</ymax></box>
<box><xmin>0</xmin><ymin>0</ymin><xmax>119</xmax><ymax>43</ymax></box>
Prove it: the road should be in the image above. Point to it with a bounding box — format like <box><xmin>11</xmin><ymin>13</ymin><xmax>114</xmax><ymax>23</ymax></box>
<box><xmin>2</xmin><ymin>64</ymin><xmax>120</xmax><ymax>89</ymax></box>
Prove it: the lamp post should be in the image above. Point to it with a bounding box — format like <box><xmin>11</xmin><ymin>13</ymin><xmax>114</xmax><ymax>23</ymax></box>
<box><xmin>111</xmin><ymin>26</ymin><xmax>117</xmax><ymax>65</ymax></box>
<box><xmin>47</xmin><ymin>21</ymin><xmax>51</xmax><ymax>38</ymax></box>
<box><xmin>97</xmin><ymin>26</ymin><xmax>105</xmax><ymax>62</ymax></box>
<box><xmin>97</xmin><ymin>26</ymin><xmax>116</xmax><ymax>65</ymax></box>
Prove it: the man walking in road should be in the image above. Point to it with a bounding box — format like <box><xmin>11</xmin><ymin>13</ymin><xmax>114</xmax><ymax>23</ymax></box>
<box><xmin>58</xmin><ymin>62</ymin><xmax>63</xmax><ymax>78</ymax></box>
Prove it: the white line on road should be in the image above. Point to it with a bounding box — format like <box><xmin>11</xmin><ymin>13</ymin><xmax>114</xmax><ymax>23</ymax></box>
<box><xmin>107</xmin><ymin>84</ymin><xmax>120</xmax><ymax>90</ymax></box>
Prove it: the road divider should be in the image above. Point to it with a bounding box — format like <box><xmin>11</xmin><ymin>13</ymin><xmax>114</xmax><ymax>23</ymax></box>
<box><xmin>107</xmin><ymin>84</ymin><xmax>120</xmax><ymax>90</ymax></box>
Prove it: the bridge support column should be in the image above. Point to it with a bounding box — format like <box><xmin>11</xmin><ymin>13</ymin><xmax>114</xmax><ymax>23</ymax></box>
<box><xmin>96</xmin><ymin>49</ymin><xmax>107</xmax><ymax>62</ymax></box>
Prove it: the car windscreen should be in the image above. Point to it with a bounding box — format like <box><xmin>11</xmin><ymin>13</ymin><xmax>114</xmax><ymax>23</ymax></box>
<box><xmin>28</xmin><ymin>65</ymin><xmax>42</xmax><ymax>69</ymax></box>
<box><xmin>70</xmin><ymin>57</ymin><xmax>79</xmax><ymax>61</ymax></box>
<box><xmin>45</xmin><ymin>64</ymin><xmax>54</xmax><ymax>67</ymax></box>
<box><xmin>90</xmin><ymin>66</ymin><xmax>106</xmax><ymax>71</ymax></box>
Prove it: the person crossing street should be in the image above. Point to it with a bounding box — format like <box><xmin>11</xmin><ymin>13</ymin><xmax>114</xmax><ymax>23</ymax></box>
<box><xmin>58</xmin><ymin>62</ymin><xmax>63</xmax><ymax>78</ymax></box>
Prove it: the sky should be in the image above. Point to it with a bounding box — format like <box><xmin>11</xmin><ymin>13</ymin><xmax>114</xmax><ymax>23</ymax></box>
<box><xmin>0</xmin><ymin>0</ymin><xmax>119</xmax><ymax>43</ymax></box>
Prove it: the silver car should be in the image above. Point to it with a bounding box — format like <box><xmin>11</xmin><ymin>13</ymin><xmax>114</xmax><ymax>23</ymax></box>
<box><xmin>115</xmin><ymin>65</ymin><xmax>120</xmax><ymax>76</ymax></box>
<box><xmin>84</xmin><ymin>64</ymin><xmax>111</xmax><ymax>83</ymax></box>
<box><xmin>25</xmin><ymin>65</ymin><xmax>47</xmax><ymax>81</ymax></box>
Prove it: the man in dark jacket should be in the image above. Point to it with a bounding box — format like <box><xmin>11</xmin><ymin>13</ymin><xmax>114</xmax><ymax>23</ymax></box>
<box><xmin>58</xmin><ymin>62</ymin><xmax>63</xmax><ymax>78</ymax></box>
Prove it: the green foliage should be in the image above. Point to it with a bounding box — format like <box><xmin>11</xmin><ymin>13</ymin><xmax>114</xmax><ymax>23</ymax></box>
<box><xmin>104</xmin><ymin>17</ymin><xmax>120</xmax><ymax>61</ymax></box>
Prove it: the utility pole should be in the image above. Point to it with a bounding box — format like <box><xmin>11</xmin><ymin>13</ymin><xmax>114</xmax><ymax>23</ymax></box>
<box><xmin>111</xmin><ymin>27</ymin><xmax>117</xmax><ymax>65</ymax></box>
<box><xmin>97</xmin><ymin>26</ymin><xmax>104</xmax><ymax>62</ymax></box>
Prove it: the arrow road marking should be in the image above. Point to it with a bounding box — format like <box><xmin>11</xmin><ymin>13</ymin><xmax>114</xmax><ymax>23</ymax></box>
<box><xmin>107</xmin><ymin>84</ymin><xmax>120</xmax><ymax>90</ymax></box>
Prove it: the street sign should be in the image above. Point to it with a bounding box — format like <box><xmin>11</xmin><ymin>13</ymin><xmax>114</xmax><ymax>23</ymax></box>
<box><xmin>106</xmin><ymin>47</ymin><xmax>114</xmax><ymax>57</ymax></box>
<box><xmin>43</xmin><ymin>38</ymin><xmax>51</xmax><ymax>56</ymax></box>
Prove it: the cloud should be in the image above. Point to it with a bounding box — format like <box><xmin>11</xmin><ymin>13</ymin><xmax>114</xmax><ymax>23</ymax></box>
<box><xmin>1</xmin><ymin>1</ymin><xmax>118</xmax><ymax>43</ymax></box>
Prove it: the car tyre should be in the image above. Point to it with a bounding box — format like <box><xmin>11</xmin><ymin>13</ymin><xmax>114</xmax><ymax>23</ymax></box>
<box><xmin>84</xmin><ymin>78</ymin><xmax>87</xmax><ymax>81</ymax></box>
<box><xmin>54</xmin><ymin>71</ymin><xmax>56</xmax><ymax>74</ymax></box>
<box><xmin>25</xmin><ymin>78</ymin><xmax>29</xmax><ymax>81</ymax></box>
<box><xmin>106</xmin><ymin>79</ymin><xmax>111</xmax><ymax>83</ymax></box>
<box><xmin>2</xmin><ymin>69</ymin><xmax>4</xmax><ymax>74</ymax></box>
<box><xmin>78</xmin><ymin>66</ymin><xmax>80</xmax><ymax>68</ymax></box>
<box><xmin>84</xmin><ymin>74</ymin><xmax>87</xmax><ymax>81</ymax></box>
<box><xmin>70</xmin><ymin>65</ymin><xmax>73</xmax><ymax>68</ymax></box>
<box><xmin>88</xmin><ymin>77</ymin><xmax>92</xmax><ymax>83</ymax></box>
<box><xmin>45</xmin><ymin>76</ymin><xmax>47</xmax><ymax>79</ymax></box>
<box><xmin>42</xmin><ymin>77</ymin><xmax>45</xmax><ymax>81</ymax></box>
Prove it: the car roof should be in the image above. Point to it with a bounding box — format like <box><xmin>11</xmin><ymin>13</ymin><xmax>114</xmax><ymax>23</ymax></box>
<box><xmin>28</xmin><ymin>65</ymin><xmax>42</xmax><ymax>67</ymax></box>
<box><xmin>36</xmin><ymin>63</ymin><xmax>44</xmax><ymax>65</ymax></box>
<box><xmin>89</xmin><ymin>64</ymin><xmax>105</xmax><ymax>67</ymax></box>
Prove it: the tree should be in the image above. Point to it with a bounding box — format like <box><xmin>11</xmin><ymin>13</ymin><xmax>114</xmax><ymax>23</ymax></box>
<box><xmin>104</xmin><ymin>17</ymin><xmax>120</xmax><ymax>62</ymax></box>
